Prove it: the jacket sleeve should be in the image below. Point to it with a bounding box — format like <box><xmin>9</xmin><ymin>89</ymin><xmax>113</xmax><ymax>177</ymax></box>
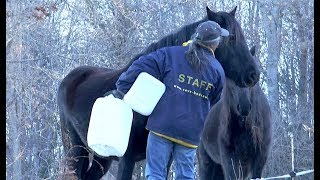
<box><xmin>209</xmin><ymin>67</ymin><xmax>225</xmax><ymax>107</ymax></box>
<box><xmin>116</xmin><ymin>48</ymin><xmax>166</xmax><ymax>94</ymax></box>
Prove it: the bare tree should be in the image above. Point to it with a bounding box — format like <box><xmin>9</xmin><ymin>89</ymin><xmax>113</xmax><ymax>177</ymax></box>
<box><xmin>6</xmin><ymin>0</ymin><xmax>313</xmax><ymax>179</ymax></box>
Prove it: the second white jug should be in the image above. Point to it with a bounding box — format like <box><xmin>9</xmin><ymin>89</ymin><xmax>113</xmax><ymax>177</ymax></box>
<box><xmin>123</xmin><ymin>72</ymin><xmax>166</xmax><ymax>116</ymax></box>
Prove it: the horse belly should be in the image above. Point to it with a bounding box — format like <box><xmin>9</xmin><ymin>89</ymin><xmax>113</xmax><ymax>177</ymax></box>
<box><xmin>125</xmin><ymin>112</ymin><xmax>149</xmax><ymax>161</ymax></box>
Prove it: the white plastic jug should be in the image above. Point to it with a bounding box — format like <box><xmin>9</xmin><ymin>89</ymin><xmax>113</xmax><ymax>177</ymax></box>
<box><xmin>87</xmin><ymin>94</ymin><xmax>133</xmax><ymax>157</ymax></box>
<box><xmin>123</xmin><ymin>72</ymin><xmax>166</xmax><ymax>116</ymax></box>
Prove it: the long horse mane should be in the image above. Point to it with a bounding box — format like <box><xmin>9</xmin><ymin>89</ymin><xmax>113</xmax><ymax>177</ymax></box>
<box><xmin>123</xmin><ymin>18</ymin><xmax>208</xmax><ymax>70</ymax></box>
<box><xmin>246</xmin><ymin>84</ymin><xmax>265</xmax><ymax>150</ymax></box>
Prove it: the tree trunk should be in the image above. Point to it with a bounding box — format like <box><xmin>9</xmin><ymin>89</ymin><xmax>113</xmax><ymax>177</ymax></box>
<box><xmin>260</xmin><ymin>1</ymin><xmax>282</xmax><ymax>124</ymax></box>
<box><xmin>296</xmin><ymin>1</ymin><xmax>310</xmax><ymax>129</ymax></box>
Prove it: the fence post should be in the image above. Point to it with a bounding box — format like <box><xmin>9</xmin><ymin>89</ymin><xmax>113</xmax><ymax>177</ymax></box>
<box><xmin>290</xmin><ymin>133</ymin><xmax>295</xmax><ymax>180</ymax></box>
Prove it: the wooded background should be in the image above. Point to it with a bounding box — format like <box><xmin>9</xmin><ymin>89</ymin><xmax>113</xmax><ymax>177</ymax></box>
<box><xmin>6</xmin><ymin>0</ymin><xmax>314</xmax><ymax>179</ymax></box>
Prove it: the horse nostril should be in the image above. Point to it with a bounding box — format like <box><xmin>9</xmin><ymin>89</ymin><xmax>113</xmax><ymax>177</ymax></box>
<box><xmin>237</xmin><ymin>104</ymin><xmax>241</xmax><ymax>112</ymax></box>
<box><xmin>247</xmin><ymin>71</ymin><xmax>259</xmax><ymax>86</ymax></box>
<box><xmin>251</xmin><ymin>72</ymin><xmax>255</xmax><ymax>80</ymax></box>
<box><xmin>250</xmin><ymin>72</ymin><xmax>257</xmax><ymax>81</ymax></box>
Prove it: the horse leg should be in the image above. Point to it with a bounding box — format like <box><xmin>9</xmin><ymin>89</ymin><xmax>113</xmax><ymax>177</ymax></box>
<box><xmin>84</xmin><ymin>155</ymin><xmax>113</xmax><ymax>180</ymax></box>
<box><xmin>220</xmin><ymin>151</ymin><xmax>244</xmax><ymax>180</ymax></box>
<box><xmin>251</xmin><ymin>150</ymin><xmax>268</xmax><ymax>178</ymax></box>
<box><xmin>116</xmin><ymin>155</ymin><xmax>135</xmax><ymax>180</ymax></box>
<box><xmin>61</xmin><ymin>116</ymin><xmax>90</xmax><ymax>179</ymax></box>
<box><xmin>219</xmin><ymin>141</ymin><xmax>247</xmax><ymax>180</ymax></box>
<box><xmin>197</xmin><ymin>142</ymin><xmax>224</xmax><ymax>180</ymax></box>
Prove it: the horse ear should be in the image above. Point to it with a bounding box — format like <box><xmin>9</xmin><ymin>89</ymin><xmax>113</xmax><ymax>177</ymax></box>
<box><xmin>229</xmin><ymin>6</ymin><xmax>237</xmax><ymax>17</ymax></box>
<box><xmin>250</xmin><ymin>45</ymin><xmax>256</xmax><ymax>56</ymax></box>
<box><xmin>206</xmin><ymin>6</ymin><xmax>213</xmax><ymax>15</ymax></box>
<box><xmin>206</xmin><ymin>6</ymin><xmax>218</xmax><ymax>21</ymax></box>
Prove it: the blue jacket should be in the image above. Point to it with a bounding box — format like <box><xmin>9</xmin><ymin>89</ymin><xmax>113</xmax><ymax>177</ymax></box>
<box><xmin>116</xmin><ymin>46</ymin><xmax>225</xmax><ymax>145</ymax></box>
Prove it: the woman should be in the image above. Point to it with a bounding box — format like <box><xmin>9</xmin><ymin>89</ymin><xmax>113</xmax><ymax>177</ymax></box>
<box><xmin>108</xmin><ymin>20</ymin><xmax>228</xmax><ymax>179</ymax></box>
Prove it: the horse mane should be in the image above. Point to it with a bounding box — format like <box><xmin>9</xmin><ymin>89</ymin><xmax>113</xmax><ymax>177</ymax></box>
<box><xmin>123</xmin><ymin>18</ymin><xmax>208</xmax><ymax>70</ymax></box>
<box><xmin>122</xmin><ymin>11</ymin><xmax>246</xmax><ymax>71</ymax></box>
<box><xmin>246</xmin><ymin>84</ymin><xmax>266</xmax><ymax>150</ymax></box>
<box><xmin>216</xmin><ymin>11</ymin><xmax>244</xmax><ymax>44</ymax></box>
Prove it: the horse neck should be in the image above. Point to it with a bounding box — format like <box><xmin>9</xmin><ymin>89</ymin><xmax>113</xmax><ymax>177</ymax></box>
<box><xmin>122</xmin><ymin>18</ymin><xmax>208</xmax><ymax>71</ymax></box>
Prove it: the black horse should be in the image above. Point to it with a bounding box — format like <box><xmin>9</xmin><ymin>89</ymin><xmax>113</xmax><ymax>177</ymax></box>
<box><xmin>198</xmin><ymin>47</ymin><xmax>272</xmax><ymax>180</ymax></box>
<box><xmin>57</xmin><ymin>7</ymin><xmax>260</xmax><ymax>180</ymax></box>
